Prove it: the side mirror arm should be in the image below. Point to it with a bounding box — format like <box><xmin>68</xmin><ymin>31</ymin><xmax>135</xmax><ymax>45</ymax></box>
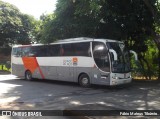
<box><xmin>130</xmin><ymin>50</ymin><xmax>138</xmax><ymax>61</ymax></box>
<box><xmin>109</xmin><ymin>49</ymin><xmax>118</xmax><ymax>61</ymax></box>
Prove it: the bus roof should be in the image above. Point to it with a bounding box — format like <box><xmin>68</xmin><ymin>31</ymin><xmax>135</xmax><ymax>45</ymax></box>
<box><xmin>12</xmin><ymin>37</ymin><xmax>123</xmax><ymax>47</ymax></box>
<box><xmin>12</xmin><ymin>44</ymin><xmax>44</xmax><ymax>48</ymax></box>
<box><xmin>52</xmin><ymin>37</ymin><xmax>93</xmax><ymax>44</ymax></box>
<box><xmin>53</xmin><ymin>37</ymin><xmax>122</xmax><ymax>44</ymax></box>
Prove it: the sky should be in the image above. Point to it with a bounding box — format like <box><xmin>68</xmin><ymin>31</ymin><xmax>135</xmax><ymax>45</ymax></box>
<box><xmin>2</xmin><ymin>0</ymin><xmax>57</xmax><ymax>19</ymax></box>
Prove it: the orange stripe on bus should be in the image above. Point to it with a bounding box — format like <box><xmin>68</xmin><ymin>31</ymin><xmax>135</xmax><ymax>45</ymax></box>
<box><xmin>35</xmin><ymin>57</ymin><xmax>45</xmax><ymax>79</ymax></box>
<box><xmin>22</xmin><ymin>57</ymin><xmax>45</xmax><ymax>79</ymax></box>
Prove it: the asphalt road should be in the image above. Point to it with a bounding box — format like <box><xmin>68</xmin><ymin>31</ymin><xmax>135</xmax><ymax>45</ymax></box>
<box><xmin>0</xmin><ymin>74</ymin><xmax>160</xmax><ymax>119</ymax></box>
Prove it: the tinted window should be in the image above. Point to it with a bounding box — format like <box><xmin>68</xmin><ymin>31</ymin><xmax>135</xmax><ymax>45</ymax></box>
<box><xmin>12</xmin><ymin>42</ymin><xmax>91</xmax><ymax>57</ymax></box>
<box><xmin>12</xmin><ymin>48</ymin><xmax>17</xmax><ymax>56</ymax></box>
<box><xmin>30</xmin><ymin>45</ymin><xmax>48</xmax><ymax>57</ymax></box>
<box><xmin>73</xmin><ymin>42</ymin><xmax>91</xmax><ymax>57</ymax></box>
<box><xmin>62</xmin><ymin>44</ymin><xmax>74</xmax><ymax>56</ymax></box>
<box><xmin>12</xmin><ymin>47</ymin><xmax>22</xmax><ymax>57</ymax></box>
<box><xmin>60</xmin><ymin>42</ymin><xmax>91</xmax><ymax>57</ymax></box>
<box><xmin>48</xmin><ymin>45</ymin><xmax>60</xmax><ymax>56</ymax></box>
<box><xmin>92</xmin><ymin>42</ymin><xmax>110</xmax><ymax>72</ymax></box>
<box><xmin>21</xmin><ymin>47</ymin><xmax>31</xmax><ymax>57</ymax></box>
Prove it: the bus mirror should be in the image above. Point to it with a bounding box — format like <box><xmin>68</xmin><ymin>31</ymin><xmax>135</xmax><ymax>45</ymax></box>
<box><xmin>109</xmin><ymin>49</ymin><xmax>117</xmax><ymax>61</ymax></box>
<box><xmin>130</xmin><ymin>50</ymin><xmax>138</xmax><ymax>61</ymax></box>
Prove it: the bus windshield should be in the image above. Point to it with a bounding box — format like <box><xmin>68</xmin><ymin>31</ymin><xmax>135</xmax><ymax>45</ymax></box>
<box><xmin>107</xmin><ymin>42</ymin><xmax>130</xmax><ymax>73</ymax></box>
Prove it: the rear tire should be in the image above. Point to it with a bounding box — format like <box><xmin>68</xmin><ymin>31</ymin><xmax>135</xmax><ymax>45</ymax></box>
<box><xmin>79</xmin><ymin>74</ymin><xmax>90</xmax><ymax>87</ymax></box>
<box><xmin>25</xmin><ymin>70</ymin><xmax>32</xmax><ymax>81</ymax></box>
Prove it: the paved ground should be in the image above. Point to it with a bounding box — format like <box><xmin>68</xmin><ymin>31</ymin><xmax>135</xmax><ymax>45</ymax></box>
<box><xmin>0</xmin><ymin>74</ymin><xmax>160</xmax><ymax>119</ymax></box>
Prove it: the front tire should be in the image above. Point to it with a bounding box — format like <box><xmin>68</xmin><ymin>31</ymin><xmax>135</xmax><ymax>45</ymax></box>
<box><xmin>25</xmin><ymin>70</ymin><xmax>32</xmax><ymax>81</ymax></box>
<box><xmin>79</xmin><ymin>74</ymin><xmax>90</xmax><ymax>87</ymax></box>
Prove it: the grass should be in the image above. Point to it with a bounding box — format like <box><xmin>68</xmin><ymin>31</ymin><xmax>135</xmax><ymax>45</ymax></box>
<box><xmin>0</xmin><ymin>65</ymin><xmax>11</xmax><ymax>72</ymax></box>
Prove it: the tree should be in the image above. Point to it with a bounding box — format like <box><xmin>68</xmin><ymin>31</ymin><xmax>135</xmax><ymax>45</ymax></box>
<box><xmin>38</xmin><ymin>0</ymin><xmax>159</xmax><ymax>79</ymax></box>
<box><xmin>0</xmin><ymin>0</ymin><xmax>37</xmax><ymax>47</ymax></box>
<box><xmin>97</xmin><ymin>0</ymin><xmax>158</xmax><ymax>80</ymax></box>
<box><xmin>38</xmin><ymin>13</ymin><xmax>56</xmax><ymax>43</ymax></box>
<box><xmin>19</xmin><ymin>14</ymin><xmax>39</xmax><ymax>44</ymax></box>
<box><xmin>38</xmin><ymin>0</ymin><xmax>101</xmax><ymax>43</ymax></box>
<box><xmin>142</xmin><ymin>0</ymin><xmax>160</xmax><ymax>80</ymax></box>
<box><xmin>0</xmin><ymin>0</ymin><xmax>22</xmax><ymax>47</ymax></box>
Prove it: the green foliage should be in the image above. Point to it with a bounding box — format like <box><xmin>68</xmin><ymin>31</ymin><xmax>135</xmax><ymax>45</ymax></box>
<box><xmin>38</xmin><ymin>0</ymin><xmax>158</xmax><ymax>47</ymax></box>
<box><xmin>38</xmin><ymin>0</ymin><xmax>101</xmax><ymax>43</ymax></box>
<box><xmin>144</xmin><ymin>40</ymin><xmax>159</xmax><ymax>76</ymax></box>
<box><xmin>0</xmin><ymin>0</ymin><xmax>38</xmax><ymax>46</ymax></box>
<box><xmin>36</xmin><ymin>0</ymin><xmax>159</xmax><ymax>79</ymax></box>
<box><xmin>132</xmin><ymin>40</ymin><xmax>159</xmax><ymax>79</ymax></box>
<box><xmin>0</xmin><ymin>64</ymin><xmax>11</xmax><ymax>71</ymax></box>
<box><xmin>38</xmin><ymin>14</ymin><xmax>56</xmax><ymax>43</ymax></box>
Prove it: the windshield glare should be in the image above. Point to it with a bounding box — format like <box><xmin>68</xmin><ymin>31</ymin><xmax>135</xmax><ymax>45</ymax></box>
<box><xmin>107</xmin><ymin>42</ymin><xmax>130</xmax><ymax>73</ymax></box>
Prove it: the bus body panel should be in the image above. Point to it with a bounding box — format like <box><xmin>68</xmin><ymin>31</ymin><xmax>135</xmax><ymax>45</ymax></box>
<box><xmin>11</xmin><ymin>37</ymin><xmax>134</xmax><ymax>86</ymax></box>
<box><xmin>110</xmin><ymin>73</ymin><xmax>132</xmax><ymax>85</ymax></box>
<box><xmin>45</xmin><ymin>66</ymin><xmax>58</xmax><ymax>80</ymax></box>
<box><xmin>32</xmin><ymin>68</ymin><xmax>43</xmax><ymax>79</ymax></box>
<box><xmin>91</xmin><ymin>68</ymin><xmax>110</xmax><ymax>85</ymax></box>
<box><xmin>12</xmin><ymin>63</ymin><xmax>25</xmax><ymax>78</ymax></box>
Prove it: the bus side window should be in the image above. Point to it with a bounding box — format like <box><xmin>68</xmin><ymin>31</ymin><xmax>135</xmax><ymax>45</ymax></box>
<box><xmin>21</xmin><ymin>47</ymin><xmax>31</xmax><ymax>57</ymax></box>
<box><xmin>48</xmin><ymin>45</ymin><xmax>61</xmax><ymax>56</ymax></box>
<box><xmin>88</xmin><ymin>43</ymin><xmax>91</xmax><ymax>57</ymax></box>
<box><xmin>29</xmin><ymin>46</ymin><xmax>37</xmax><ymax>57</ymax></box>
<box><xmin>12</xmin><ymin>48</ymin><xmax>17</xmax><ymax>56</ymax></box>
<box><xmin>60</xmin><ymin>44</ymin><xmax>64</xmax><ymax>56</ymax></box>
<box><xmin>33</xmin><ymin>46</ymin><xmax>48</xmax><ymax>57</ymax></box>
<box><xmin>13</xmin><ymin>47</ymin><xmax>22</xmax><ymax>57</ymax></box>
<box><xmin>73</xmin><ymin>42</ymin><xmax>90</xmax><ymax>57</ymax></box>
<box><xmin>63</xmin><ymin>44</ymin><xmax>74</xmax><ymax>56</ymax></box>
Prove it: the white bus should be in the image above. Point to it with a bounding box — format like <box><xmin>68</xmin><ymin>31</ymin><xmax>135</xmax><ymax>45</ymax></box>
<box><xmin>11</xmin><ymin>37</ymin><xmax>137</xmax><ymax>87</ymax></box>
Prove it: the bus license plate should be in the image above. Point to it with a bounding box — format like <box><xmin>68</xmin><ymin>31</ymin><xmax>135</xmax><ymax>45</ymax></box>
<box><xmin>123</xmin><ymin>80</ymin><xmax>128</xmax><ymax>83</ymax></box>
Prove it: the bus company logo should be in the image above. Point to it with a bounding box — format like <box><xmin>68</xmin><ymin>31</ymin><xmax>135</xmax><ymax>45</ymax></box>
<box><xmin>63</xmin><ymin>59</ymin><xmax>72</xmax><ymax>66</ymax></box>
<box><xmin>72</xmin><ymin>58</ymin><xmax>78</xmax><ymax>66</ymax></box>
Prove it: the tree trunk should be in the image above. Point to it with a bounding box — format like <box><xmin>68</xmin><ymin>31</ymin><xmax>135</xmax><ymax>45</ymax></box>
<box><xmin>154</xmin><ymin>35</ymin><xmax>160</xmax><ymax>80</ymax></box>
<box><xmin>139</xmin><ymin>58</ymin><xmax>149</xmax><ymax>80</ymax></box>
<box><xmin>141</xmin><ymin>57</ymin><xmax>152</xmax><ymax>80</ymax></box>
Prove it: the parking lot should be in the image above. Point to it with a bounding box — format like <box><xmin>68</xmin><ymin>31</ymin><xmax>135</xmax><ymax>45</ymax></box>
<box><xmin>0</xmin><ymin>74</ymin><xmax>160</xmax><ymax>118</ymax></box>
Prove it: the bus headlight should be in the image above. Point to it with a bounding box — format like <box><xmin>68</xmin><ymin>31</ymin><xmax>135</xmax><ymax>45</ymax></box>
<box><xmin>112</xmin><ymin>76</ymin><xmax>118</xmax><ymax>79</ymax></box>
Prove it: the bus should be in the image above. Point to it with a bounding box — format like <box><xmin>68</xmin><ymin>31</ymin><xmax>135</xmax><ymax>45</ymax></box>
<box><xmin>11</xmin><ymin>37</ymin><xmax>137</xmax><ymax>87</ymax></box>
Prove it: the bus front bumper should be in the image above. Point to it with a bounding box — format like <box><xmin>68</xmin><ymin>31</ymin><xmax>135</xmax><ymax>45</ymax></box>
<box><xmin>110</xmin><ymin>73</ymin><xmax>132</xmax><ymax>86</ymax></box>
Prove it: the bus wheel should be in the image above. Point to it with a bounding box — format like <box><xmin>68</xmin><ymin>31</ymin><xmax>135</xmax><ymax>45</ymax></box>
<box><xmin>79</xmin><ymin>74</ymin><xmax>90</xmax><ymax>87</ymax></box>
<box><xmin>25</xmin><ymin>70</ymin><xmax>32</xmax><ymax>81</ymax></box>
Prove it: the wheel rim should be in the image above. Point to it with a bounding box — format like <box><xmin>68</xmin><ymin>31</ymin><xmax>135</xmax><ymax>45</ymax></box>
<box><xmin>26</xmin><ymin>72</ymin><xmax>31</xmax><ymax>80</ymax></box>
<box><xmin>82</xmin><ymin>77</ymin><xmax>89</xmax><ymax>85</ymax></box>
